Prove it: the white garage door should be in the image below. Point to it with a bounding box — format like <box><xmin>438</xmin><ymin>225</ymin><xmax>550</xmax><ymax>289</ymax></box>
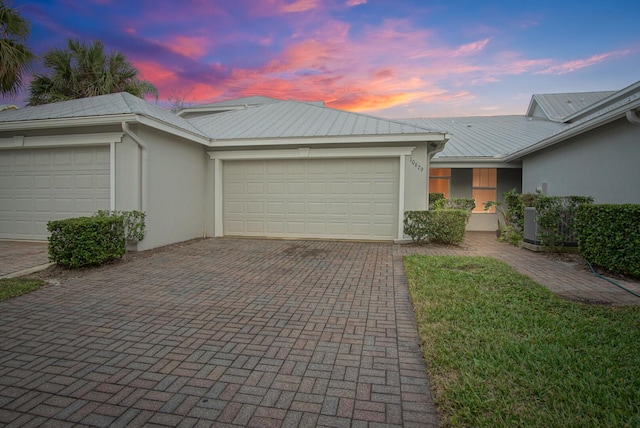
<box><xmin>223</xmin><ymin>158</ymin><xmax>399</xmax><ymax>240</ymax></box>
<box><xmin>0</xmin><ymin>147</ymin><xmax>110</xmax><ymax>240</ymax></box>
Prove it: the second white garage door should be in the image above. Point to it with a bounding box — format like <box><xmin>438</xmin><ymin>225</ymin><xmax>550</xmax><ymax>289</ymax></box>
<box><xmin>0</xmin><ymin>146</ymin><xmax>110</xmax><ymax>240</ymax></box>
<box><xmin>223</xmin><ymin>158</ymin><xmax>399</xmax><ymax>240</ymax></box>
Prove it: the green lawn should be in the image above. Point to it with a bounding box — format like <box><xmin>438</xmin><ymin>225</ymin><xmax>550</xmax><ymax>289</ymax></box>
<box><xmin>0</xmin><ymin>277</ymin><xmax>44</xmax><ymax>301</ymax></box>
<box><xmin>404</xmin><ymin>255</ymin><xmax>640</xmax><ymax>428</ymax></box>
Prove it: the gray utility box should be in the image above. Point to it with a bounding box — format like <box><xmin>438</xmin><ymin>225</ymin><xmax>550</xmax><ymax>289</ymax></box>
<box><xmin>523</xmin><ymin>207</ymin><xmax>540</xmax><ymax>245</ymax></box>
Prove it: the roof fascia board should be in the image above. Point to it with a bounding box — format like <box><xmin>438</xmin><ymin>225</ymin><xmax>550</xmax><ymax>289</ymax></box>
<box><xmin>0</xmin><ymin>114</ymin><xmax>136</xmax><ymax>131</ymax></box>
<box><xmin>504</xmin><ymin>97</ymin><xmax>640</xmax><ymax>162</ymax></box>
<box><xmin>432</xmin><ymin>158</ymin><xmax>521</xmax><ymax>168</ymax></box>
<box><xmin>208</xmin><ymin>146</ymin><xmax>416</xmax><ymax>161</ymax></box>
<box><xmin>564</xmin><ymin>81</ymin><xmax>640</xmax><ymax>122</ymax></box>
<box><xmin>134</xmin><ymin>115</ymin><xmax>211</xmax><ymax>146</ymax></box>
<box><xmin>0</xmin><ymin>132</ymin><xmax>124</xmax><ymax>150</ymax></box>
<box><xmin>210</xmin><ymin>133</ymin><xmax>448</xmax><ymax>148</ymax></box>
<box><xmin>0</xmin><ymin>113</ymin><xmax>212</xmax><ymax>147</ymax></box>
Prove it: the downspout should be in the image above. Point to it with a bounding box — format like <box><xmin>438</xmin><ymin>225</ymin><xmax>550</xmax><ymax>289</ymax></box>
<box><xmin>626</xmin><ymin>109</ymin><xmax>640</xmax><ymax>125</ymax></box>
<box><xmin>121</xmin><ymin>121</ymin><xmax>148</xmax><ymax>212</ymax></box>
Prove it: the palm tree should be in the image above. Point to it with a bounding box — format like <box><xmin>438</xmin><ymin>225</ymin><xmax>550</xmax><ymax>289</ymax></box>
<box><xmin>28</xmin><ymin>39</ymin><xmax>158</xmax><ymax>105</ymax></box>
<box><xmin>0</xmin><ymin>0</ymin><xmax>34</xmax><ymax>96</ymax></box>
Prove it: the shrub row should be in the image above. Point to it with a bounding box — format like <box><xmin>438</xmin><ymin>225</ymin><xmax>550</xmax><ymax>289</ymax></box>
<box><xmin>535</xmin><ymin>195</ymin><xmax>593</xmax><ymax>249</ymax></box>
<box><xmin>47</xmin><ymin>216</ymin><xmax>126</xmax><ymax>268</ymax></box>
<box><xmin>404</xmin><ymin>210</ymin><xmax>468</xmax><ymax>245</ymax></box>
<box><xmin>576</xmin><ymin>204</ymin><xmax>640</xmax><ymax>277</ymax></box>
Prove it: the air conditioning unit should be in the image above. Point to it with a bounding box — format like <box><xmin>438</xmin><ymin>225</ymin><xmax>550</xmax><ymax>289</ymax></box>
<box><xmin>523</xmin><ymin>207</ymin><xmax>540</xmax><ymax>244</ymax></box>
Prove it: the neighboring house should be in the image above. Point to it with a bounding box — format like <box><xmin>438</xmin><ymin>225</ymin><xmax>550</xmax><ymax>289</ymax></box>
<box><xmin>399</xmin><ymin>80</ymin><xmax>640</xmax><ymax>230</ymax></box>
<box><xmin>398</xmin><ymin>115</ymin><xmax>564</xmax><ymax>230</ymax></box>
<box><xmin>506</xmin><ymin>81</ymin><xmax>640</xmax><ymax>204</ymax></box>
<box><xmin>1</xmin><ymin>80</ymin><xmax>638</xmax><ymax>247</ymax></box>
<box><xmin>0</xmin><ymin>93</ymin><xmax>448</xmax><ymax>249</ymax></box>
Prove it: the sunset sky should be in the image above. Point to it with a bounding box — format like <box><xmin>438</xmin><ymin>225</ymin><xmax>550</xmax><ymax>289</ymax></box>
<box><xmin>3</xmin><ymin>0</ymin><xmax>640</xmax><ymax>118</ymax></box>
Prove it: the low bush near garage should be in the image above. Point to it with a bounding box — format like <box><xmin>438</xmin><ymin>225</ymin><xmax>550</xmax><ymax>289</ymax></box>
<box><xmin>404</xmin><ymin>210</ymin><xmax>467</xmax><ymax>245</ymax></box>
<box><xmin>47</xmin><ymin>216</ymin><xmax>126</xmax><ymax>268</ymax></box>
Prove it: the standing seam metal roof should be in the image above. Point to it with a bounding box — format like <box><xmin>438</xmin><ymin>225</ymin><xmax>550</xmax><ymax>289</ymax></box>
<box><xmin>526</xmin><ymin>91</ymin><xmax>615</xmax><ymax>122</ymax></box>
<box><xmin>0</xmin><ymin>92</ymin><xmax>209</xmax><ymax>138</ymax></box>
<box><xmin>399</xmin><ymin>116</ymin><xmax>565</xmax><ymax>158</ymax></box>
<box><xmin>188</xmin><ymin>100</ymin><xmax>444</xmax><ymax>140</ymax></box>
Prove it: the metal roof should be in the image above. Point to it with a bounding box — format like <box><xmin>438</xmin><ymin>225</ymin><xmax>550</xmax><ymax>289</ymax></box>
<box><xmin>525</xmin><ymin>91</ymin><xmax>615</xmax><ymax>122</ymax></box>
<box><xmin>505</xmin><ymin>89</ymin><xmax>640</xmax><ymax>161</ymax></box>
<box><xmin>0</xmin><ymin>92</ymin><xmax>209</xmax><ymax>138</ymax></box>
<box><xmin>186</xmin><ymin>96</ymin><xmax>283</xmax><ymax>109</ymax></box>
<box><xmin>398</xmin><ymin>115</ymin><xmax>565</xmax><ymax>158</ymax></box>
<box><xmin>190</xmin><ymin>100</ymin><xmax>446</xmax><ymax>140</ymax></box>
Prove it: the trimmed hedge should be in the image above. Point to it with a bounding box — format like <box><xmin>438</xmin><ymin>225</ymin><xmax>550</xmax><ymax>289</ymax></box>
<box><xmin>536</xmin><ymin>195</ymin><xmax>593</xmax><ymax>249</ymax></box>
<box><xmin>404</xmin><ymin>210</ymin><xmax>468</xmax><ymax>245</ymax></box>
<box><xmin>47</xmin><ymin>216</ymin><xmax>126</xmax><ymax>268</ymax></box>
<box><xmin>576</xmin><ymin>204</ymin><xmax>640</xmax><ymax>277</ymax></box>
<box><xmin>429</xmin><ymin>193</ymin><xmax>446</xmax><ymax>208</ymax></box>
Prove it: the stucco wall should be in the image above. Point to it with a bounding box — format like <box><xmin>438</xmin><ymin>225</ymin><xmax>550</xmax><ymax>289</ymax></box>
<box><xmin>122</xmin><ymin>125</ymin><xmax>208</xmax><ymax>250</ymax></box>
<box><xmin>405</xmin><ymin>143</ymin><xmax>429</xmax><ymax>211</ymax></box>
<box><xmin>522</xmin><ymin>118</ymin><xmax>640</xmax><ymax>203</ymax></box>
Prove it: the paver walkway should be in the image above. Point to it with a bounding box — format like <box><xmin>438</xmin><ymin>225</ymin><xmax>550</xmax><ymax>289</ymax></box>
<box><xmin>0</xmin><ymin>241</ymin><xmax>50</xmax><ymax>278</ymax></box>
<box><xmin>0</xmin><ymin>238</ymin><xmax>437</xmax><ymax>427</ymax></box>
<box><xmin>397</xmin><ymin>232</ymin><xmax>640</xmax><ymax>306</ymax></box>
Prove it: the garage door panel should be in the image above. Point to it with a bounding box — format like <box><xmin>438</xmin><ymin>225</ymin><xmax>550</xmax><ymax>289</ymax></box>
<box><xmin>0</xmin><ymin>147</ymin><xmax>110</xmax><ymax>240</ymax></box>
<box><xmin>247</xmin><ymin>201</ymin><xmax>264</xmax><ymax>214</ymax></box>
<box><xmin>287</xmin><ymin>202</ymin><xmax>305</xmax><ymax>214</ymax></box>
<box><xmin>286</xmin><ymin>182</ymin><xmax>305</xmax><ymax>195</ymax></box>
<box><xmin>223</xmin><ymin>158</ymin><xmax>399</xmax><ymax>240</ymax></box>
<box><xmin>267</xmin><ymin>221</ymin><xmax>284</xmax><ymax>233</ymax></box>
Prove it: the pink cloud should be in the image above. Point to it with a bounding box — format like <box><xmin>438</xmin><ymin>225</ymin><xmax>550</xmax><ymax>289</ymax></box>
<box><xmin>165</xmin><ymin>35</ymin><xmax>210</xmax><ymax>60</ymax></box>
<box><xmin>280</xmin><ymin>0</ymin><xmax>319</xmax><ymax>13</ymax></box>
<box><xmin>536</xmin><ymin>51</ymin><xmax>629</xmax><ymax>75</ymax></box>
<box><xmin>345</xmin><ymin>0</ymin><xmax>367</xmax><ymax>6</ymax></box>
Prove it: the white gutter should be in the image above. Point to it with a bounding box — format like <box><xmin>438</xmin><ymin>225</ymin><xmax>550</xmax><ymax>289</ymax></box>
<box><xmin>626</xmin><ymin>109</ymin><xmax>640</xmax><ymax>125</ymax></box>
<box><xmin>121</xmin><ymin>121</ymin><xmax>148</xmax><ymax>212</ymax></box>
<box><xmin>209</xmin><ymin>132</ymin><xmax>448</xmax><ymax>148</ymax></box>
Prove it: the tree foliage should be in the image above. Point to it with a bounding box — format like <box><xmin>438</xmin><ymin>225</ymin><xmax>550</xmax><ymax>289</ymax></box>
<box><xmin>0</xmin><ymin>0</ymin><xmax>34</xmax><ymax>96</ymax></box>
<box><xmin>28</xmin><ymin>39</ymin><xmax>157</xmax><ymax>105</ymax></box>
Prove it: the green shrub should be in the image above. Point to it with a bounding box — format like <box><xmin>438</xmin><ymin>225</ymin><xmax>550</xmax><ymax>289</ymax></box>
<box><xmin>47</xmin><ymin>216</ymin><xmax>126</xmax><ymax>268</ymax></box>
<box><xmin>404</xmin><ymin>210</ymin><xmax>467</xmax><ymax>245</ymax></box>
<box><xmin>576</xmin><ymin>204</ymin><xmax>640</xmax><ymax>277</ymax></box>
<box><xmin>95</xmin><ymin>210</ymin><xmax>146</xmax><ymax>242</ymax></box>
<box><xmin>432</xmin><ymin>197</ymin><xmax>475</xmax><ymax>224</ymax></box>
<box><xmin>429</xmin><ymin>193</ymin><xmax>446</xmax><ymax>208</ymax></box>
<box><xmin>536</xmin><ymin>195</ymin><xmax>593</xmax><ymax>251</ymax></box>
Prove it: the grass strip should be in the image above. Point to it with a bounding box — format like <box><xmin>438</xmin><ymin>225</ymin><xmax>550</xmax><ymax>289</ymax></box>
<box><xmin>0</xmin><ymin>277</ymin><xmax>44</xmax><ymax>301</ymax></box>
<box><xmin>404</xmin><ymin>255</ymin><xmax>640</xmax><ymax>428</ymax></box>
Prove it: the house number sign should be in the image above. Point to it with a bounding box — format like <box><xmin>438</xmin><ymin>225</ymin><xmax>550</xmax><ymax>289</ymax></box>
<box><xmin>410</xmin><ymin>157</ymin><xmax>424</xmax><ymax>172</ymax></box>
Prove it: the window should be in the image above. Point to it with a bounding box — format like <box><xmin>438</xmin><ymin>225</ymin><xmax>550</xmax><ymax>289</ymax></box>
<box><xmin>472</xmin><ymin>168</ymin><xmax>497</xmax><ymax>213</ymax></box>
<box><xmin>429</xmin><ymin>168</ymin><xmax>450</xmax><ymax>198</ymax></box>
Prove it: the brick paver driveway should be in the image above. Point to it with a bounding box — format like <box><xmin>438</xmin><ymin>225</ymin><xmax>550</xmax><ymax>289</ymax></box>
<box><xmin>0</xmin><ymin>239</ymin><xmax>437</xmax><ymax>427</ymax></box>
